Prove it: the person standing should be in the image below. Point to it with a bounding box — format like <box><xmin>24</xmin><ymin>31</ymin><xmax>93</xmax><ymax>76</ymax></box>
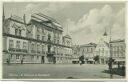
<box><xmin>53</xmin><ymin>56</ymin><xmax>56</xmax><ymax>64</ymax></box>
<box><xmin>6</xmin><ymin>58</ymin><xmax>10</xmax><ymax>65</ymax></box>
<box><xmin>21</xmin><ymin>58</ymin><xmax>24</xmax><ymax>64</ymax></box>
<box><xmin>79</xmin><ymin>55</ymin><xmax>84</xmax><ymax>65</ymax></box>
<box><xmin>118</xmin><ymin>62</ymin><xmax>120</xmax><ymax>69</ymax></box>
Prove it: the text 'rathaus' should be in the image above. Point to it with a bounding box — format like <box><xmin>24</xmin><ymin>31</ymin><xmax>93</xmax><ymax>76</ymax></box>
<box><xmin>3</xmin><ymin>12</ymin><xmax>126</xmax><ymax>64</ymax></box>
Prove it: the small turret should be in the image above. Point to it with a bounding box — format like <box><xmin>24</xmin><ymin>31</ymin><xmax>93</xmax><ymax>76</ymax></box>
<box><xmin>103</xmin><ymin>27</ymin><xmax>107</xmax><ymax>36</ymax></box>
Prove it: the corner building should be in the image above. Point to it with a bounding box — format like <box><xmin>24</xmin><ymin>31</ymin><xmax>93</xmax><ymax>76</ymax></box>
<box><xmin>3</xmin><ymin>13</ymin><xmax>73</xmax><ymax>64</ymax></box>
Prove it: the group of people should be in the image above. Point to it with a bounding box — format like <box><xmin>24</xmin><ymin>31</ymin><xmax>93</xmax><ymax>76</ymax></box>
<box><xmin>6</xmin><ymin>58</ymin><xmax>24</xmax><ymax>65</ymax></box>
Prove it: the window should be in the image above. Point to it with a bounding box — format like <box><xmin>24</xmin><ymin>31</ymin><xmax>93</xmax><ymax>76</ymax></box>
<box><xmin>37</xmin><ymin>27</ymin><xmax>40</xmax><ymax>32</ymax></box>
<box><xmin>37</xmin><ymin>35</ymin><xmax>40</xmax><ymax>40</ymax></box>
<box><xmin>102</xmin><ymin>48</ymin><xmax>104</xmax><ymax>53</ymax></box>
<box><xmin>15</xmin><ymin>29</ymin><xmax>18</xmax><ymax>35</ymax></box>
<box><xmin>9</xmin><ymin>40</ymin><xmax>14</xmax><ymax>48</ymax></box>
<box><xmin>37</xmin><ymin>56</ymin><xmax>39</xmax><ymax>59</ymax></box>
<box><xmin>87</xmin><ymin>48</ymin><xmax>89</xmax><ymax>52</ymax></box>
<box><xmin>7</xmin><ymin>27</ymin><xmax>10</xmax><ymax>34</ymax></box>
<box><xmin>23</xmin><ymin>42</ymin><xmax>27</xmax><ymax>49</ymax></box>
<box><xmin>42</xmin><ymin>45</ymin><xmax>44</xmax><ymax>53</ymax></box>
<box><xmin>19</xmin><ymin>29</ymin><xmax>21</xmax><ymax>36</ymax></box>
<box><xmin>91</xmin><ymin>48</ymin><xmax>93</xmax><ymax>52</ymax></box>
<box><xmin>31</xmin><ymin>55</ymin><xmax>34</xmax><ymax>60</ymax></box>
<box><xmin>37</xmin><ymin>44</ymin><xmax>40</xmax><ymax>53</ymax></box>
<box><xmin>57</xmin><ymin>40</ymin><xmax>59</xmax><ymax>44</ymax></box>
<box><xmin>48</xmin><ymin>34</ymin><xmax>51</xmax><ymax>41</ymax></box>
<box><xmin>31</xmin><ymin>44</ymin><xmax>34</xmax><ymax>51</ymax></box>
<box><xmin>23</xmin><ymin>55</ymin><xmax>25</xmax><ymax>59</ymax></box>
<box><xmin>42</xmin><ymin>28</ymin><xmax>44</xmax><ymax>33</ymax></box>
<box><xmin>42</xmin><ymin>36</ymin><xmax>44</xmax><ymax>41</ymax></box>
<box><xmin>16</xmin><ymin>41</ymin><xmax>20</xmax><ymax>49</ymax></box>
<box><xmin>48</xmin><ymin>45</ymin><xmax>51</xmax><ymax>52</ymax></box>
<box><xmin>10</xmin><ymin>54</ymin><xmax>12</xmax><ymax>59</ymax></box>
<box><xmin>16</xmin><ymin>55</ymin><xmax>20</xmax><ymax>59</ymax></box>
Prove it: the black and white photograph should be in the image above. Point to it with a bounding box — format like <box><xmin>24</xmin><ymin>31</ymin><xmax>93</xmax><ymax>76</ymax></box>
<box><xmin>2</xmin><ymin>1</ymin><xmax>126</xmax><ymax>79</ymax></box>
<box><xmin>1</xmin><ymin>80</ymin><xmax>127</xmax><ymax>82</ymax></box>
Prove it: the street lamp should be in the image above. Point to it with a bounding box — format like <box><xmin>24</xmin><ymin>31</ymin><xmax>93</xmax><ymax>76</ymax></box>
<box><xmin>109</xmin><ymin>25</ymin><xmax>113</xmax><ymax>79</ymax></box>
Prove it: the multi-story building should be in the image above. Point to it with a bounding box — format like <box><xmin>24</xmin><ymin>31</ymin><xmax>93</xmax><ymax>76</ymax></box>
<box><xmin>94</xmin><ymin>29</ymin><xmax>126</xmax><ymax>64</ymax></box>
<box><xmin>3</xmin><ymin>15</ymin><xmax>29</xmax><ymax>63</ymax></box>
<box><xmin>110</xmin><ymin>39</ymin><xmax>125</xmax><ymax>64</ymax></box>
<box><xmin>94</xmin><ymin>29</ymin><xmax>110</xmax><ymax>64</ymax></box>
<box><xmin>3</xmin><ymin>12</ymin><xmax>73</xmax><ymax>64</ymax></box>
<box><xmin>79</xmin><ymin>43</ymin><xmax>97</xmax><ymax>60</ymax></box>
<box><xmin>72</xmin><ymin>45</ymin><xmax>80</xmax><ymax>58</ymax></box>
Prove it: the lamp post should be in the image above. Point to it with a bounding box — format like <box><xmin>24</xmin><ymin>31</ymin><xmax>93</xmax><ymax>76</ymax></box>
<box><xmin>109</xmin><ymin>25</ymin><xmax>113</xmax><ymax>79</ymax></box>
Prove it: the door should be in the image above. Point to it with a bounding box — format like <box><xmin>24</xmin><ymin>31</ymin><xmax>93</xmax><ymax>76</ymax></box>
<box><xmin>41</xmin><ymin>56</ymin><xmax>44</xmax><ymax>64</ymax></box>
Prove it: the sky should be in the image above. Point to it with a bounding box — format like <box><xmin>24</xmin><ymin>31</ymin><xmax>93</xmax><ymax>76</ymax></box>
<box><xmin>4</xmin><ymin>2</ymin><xmax>125</xmax><ymax>45</ymax></box>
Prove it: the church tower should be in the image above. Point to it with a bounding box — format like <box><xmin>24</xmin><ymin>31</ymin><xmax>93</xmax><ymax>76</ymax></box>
<box><xmin>102</xmin><ymin>27</ymin><xmax>109</xmax><ymax>43</ymax></box>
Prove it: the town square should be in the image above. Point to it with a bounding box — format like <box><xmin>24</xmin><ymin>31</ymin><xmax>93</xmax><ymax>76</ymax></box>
<box><xmin>2</xmin><ymin>2</ymin><xmax>125</xmax><ymax>79</ymax></box>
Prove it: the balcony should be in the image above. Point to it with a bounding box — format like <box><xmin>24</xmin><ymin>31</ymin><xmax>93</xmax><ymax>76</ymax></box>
<box><xmin>8</xmin><ymin>48</ymin><xmax>28</xmax><ymax>53</ymax></box>
<box><xmin>8</xmin><ymin>48</ymin><xmax>16</xmax><ymax>52</ymax></box>
<box><xmin>46</xmin><ymin>51</ymin><xmax>55</xmax><ymax>57</ymax></box>
<box><xmin>3</xmin><ymin>33</ymin><xmax>72</xmax><ymax>49</ymax></box>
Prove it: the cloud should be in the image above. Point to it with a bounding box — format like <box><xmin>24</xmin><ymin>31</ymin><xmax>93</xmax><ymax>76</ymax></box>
<box><xmin>23</xmin><ymin>3</ymin><xmax>71</xmax><ymax>23</ymax></box>
<box><xmin>22</xmin><ymin>3</ymin><xmax>125</xmax><ymax>45</ymax></box>
<box><xmin>43</xmin><ymin>3</ymin><xmax>71</xmax><ymax>14</ymax></box>
<box><xmin>67</xmin><ymin>4</ymin><xmax>125</xmax><ymax>44</ymax></box>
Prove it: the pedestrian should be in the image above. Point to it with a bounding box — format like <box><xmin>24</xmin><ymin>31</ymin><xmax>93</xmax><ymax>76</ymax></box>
<box><xmin>21</xmin><ymin>58</ymin><xmax>24</xmax><ymax>64</ymax></box>
<box><xmin>121</xmin><ymin>63</ymin><xmax>125</xmax><ymax>76</ymax></box>
<box><xmin>79</xmin><ymin>55</ymin><xmax>84</xmax><ymax>65</ymax></box>
<box><xmin>108</xmin><ymin>62</ymin><xmax>112</xmax><ymax>70</ymax></box>
<box><xmin>53</xmin><ymin>56</ymin><xmax>56</xmax><ymax>64</ymax></box>
<box><xmin>6</xmin><ymin>58</ymin><xmax>10</xmax><ymax>65</ymax></box>
<box><xmin>118</xmin><ymin>62</ymin><xmax>120</xmax><ymax>69</ymax></box>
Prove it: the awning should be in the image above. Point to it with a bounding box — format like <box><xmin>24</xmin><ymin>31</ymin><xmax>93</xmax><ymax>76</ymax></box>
<box><xmin>114</xmin><ymin>59</ymin><xmax>125</xmax><ymax>62</ymax></box>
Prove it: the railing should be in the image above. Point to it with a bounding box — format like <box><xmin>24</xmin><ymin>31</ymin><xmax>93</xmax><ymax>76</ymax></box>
<box><xmin>9</xmin><ymin>48</ymin><xmax>27</xmax><ymax>53</ymax></box>
<box><xmin>3</xmin><ymin>33</ymin><xmax>72</xmax><ymax>48</ymax></box>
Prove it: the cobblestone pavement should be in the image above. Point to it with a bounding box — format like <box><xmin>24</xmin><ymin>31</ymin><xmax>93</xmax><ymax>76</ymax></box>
<box><xmin>3</xmin><ymin>64</ymin><xmax>124</xmax><ymax>79</ymax></box>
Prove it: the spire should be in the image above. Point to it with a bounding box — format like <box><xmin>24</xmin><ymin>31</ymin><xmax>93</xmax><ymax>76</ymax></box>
<box><xmin>103</xmin><ymin>27</ymin><xmax>107</xmax><ymax>36</ymax></box>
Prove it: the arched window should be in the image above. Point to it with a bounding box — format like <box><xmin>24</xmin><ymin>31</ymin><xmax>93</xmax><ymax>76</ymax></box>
<box><xmin>48</xmin><ymin>34</ymin><xmax>51</xmax><ymax>41</ymax></box>
<box><xmin>15</xmin><ymin>29</ymin><xmax>18</xmax><ymax>35</ymax></box>
<box><xmin>19</xmin><ymin>29</ymin><xmax>21</xmax><ymax>36</ymax></box>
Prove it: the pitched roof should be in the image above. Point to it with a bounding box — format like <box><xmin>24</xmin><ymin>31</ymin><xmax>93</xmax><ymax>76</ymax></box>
<box><xmin>10</xmin><ymin>15</ymin><xmax>24</xmax><ymax>24</ymax></box>
<box><xmin>63</xmin><ymin>34</ymin><xmax>71</xmax><ymax>39</ymax></box>
<box><xmin>103</xmin><ymin>31</ymin><xmax>107</xmax><ymax>36</ymax></box>
<box><xmin>110</xmin><ymin>39</ymin><xmax>125</xmax><ymax>43</ymax></box>
<box><xmin>80</xmin><ymin>42</ymin><xmax>97</xmax><ymax>47</ymax></box>
<box><xmin>31</xmin><ymin>13</ymin><xmax>63</xmax><ymax>30</ymax></box>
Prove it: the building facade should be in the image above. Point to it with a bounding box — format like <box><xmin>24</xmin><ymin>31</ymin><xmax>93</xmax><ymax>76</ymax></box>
<box><xmin>93</xmin><ymin>29</ymin><xmax>110</xmax><ymax>64</ymax></box>
<box><xmin>3</xmin><ymin>13</ymin><xmax>73</xmax><ymax>64</ymax></box>
<box><xmin>94</xmin><ymin>39</ymin><xmax>110</xmax><ymax>64</ymax></box>
<box><xmin>110</xmin><ymin>39</ymin><xmax>125</xmax><ymax>64</ymax></box>
<box><xmin>79</xmin><ymin>43</ymin><xmax>96</xmax><ymax>60</ymax></box>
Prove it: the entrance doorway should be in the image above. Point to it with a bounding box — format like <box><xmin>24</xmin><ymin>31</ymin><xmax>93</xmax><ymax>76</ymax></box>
<box><xmin>41</xmin><ymin>56</ymin><xmax>44</xmax><ymax>64</ymax></box>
